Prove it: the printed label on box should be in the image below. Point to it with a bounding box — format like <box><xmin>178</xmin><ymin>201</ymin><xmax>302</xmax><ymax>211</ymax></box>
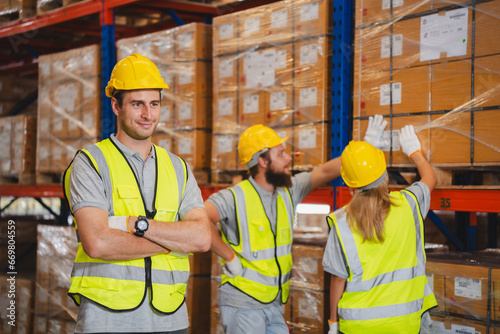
<box><xmin>178</xmin><ymin>103</ymin><xmax>192</xmax><ymax>120</ymax></box>
<box><xmin>54</xmin><ymin>118</ymin><xmax>63</xmax><ymax>132</ymax></box>
<box><xmin>244</xmin><ymin>17</ymin><xmax>260</xmax><ymax>35</ymax></box>
<box><xmin>178</xmin><ymin>137</ymin><xmax>192</xmax><ymax>155</ymax></box>
<box><xmin>53</xmin><ymin>146</ymin><xmax>62</xmax><ymax>160</ymax></box>
<box><xmin>298</xmin><ymin>297</ymin><xmax>318</xmax><ymax>319</ymax></box>
<box><xmin>159</xmin><ymin>139</ymin><xmax>171</xmax><ymax>151</ymax></box>
<box><xmin>270</xmin><ymin>91</ymin><xmax>287</xmax><ymax>110</ymax></box>
<box><xmin>381</xmin><ymin>34</ymin><xmax>403</xmax><ymax>58</ymax></box>
<box><xmin>178</xmin><ymin>32</ymin><xmax>193</xmax><ymax>49</ymax></box>
<box><xmin>218</xmin><ymin>135</ymin><xmax>233</xmax><ymax>153</ymax></box>
<box><xmin>299</xmin><ymin>128</ymin><xmax>317</xmax><ymax>149</ymax></box>
<box><xmin>271</xmin><ymin>9</ymin><xmax>288</xmax><ymax>28</ymax></box>
<box><xmin>245</xmin><ymin>50</ymin><xmax>277</xmax><ymax>87</ymax></box>
<box><xmin>300</xmin><ymin>2</ymin><xmax>319</xmax><ymax>22</ymax></box>
<box><xmin>219</xmin><ymin>59</ymin><xmax>234</xmax><ymax>78</ymax></box>
<box><xmin>382</xmin><ymin>0</ymin><xmax>403</xmax><ymax>10</ymax></box>
<box><xmin>218</xmin><ymin>97</ymin><xmax>234</xmax><ymax>116</ymax></box>
<box><xmin>300</xmin><ymin>44</ymin><xmax>318</xmax><ymax>65</ymax></box>
<box><xmin>220</xmin><ymin>23</ymin><xmax>234</xmax><ymax>40</ymax></box>
<box><xmin>243</xmin><ymin>95</ymin><xmax>259</xmax><ymax>114</ymax></box>
<box><xmin>380</xmin><ymin>83</ymin><xmax>401</xmax><ymax>105</ymax></box>
<box><xmin>39</xmin><ymin>146</ymin><xmax>49</xmax><ymax>160</ymax></box>
<box><xmin>420</xmin><ymin>8</ymin><xmax>468</xmax><ymax>61</ymax></box>
<box><xmin>161</xmin><ymin>105</ymin><xmax>171</xmax><ymax>122</ymax></box>
<box><xmin>299</xmin><ymin>87</ymin><xmax>318</xmax><ymax>107</ymax></box>
<box><xmin>450</xmin><ymin>324</ymin><xmax>479</xmax><ymax>334</ymax></box>
<box><xmin>455</xmin><ymin>277</ymin><xmax>482</xmax><ymax>300</ymax></box>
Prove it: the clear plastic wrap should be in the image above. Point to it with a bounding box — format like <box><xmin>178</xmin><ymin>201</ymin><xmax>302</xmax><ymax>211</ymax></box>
<box><xmin>116</xmin><ymin>23</ymin><xmax>213</xmax><ymax>177</ymax></box>
<box><xmin>0</xmin><ymin>275</ymin><xmax>35</xmax><ymax>334</ymax></box>
<box><xmin>37</xmin><ymin>44</ymin><xmax>100</xmax><ymax>177</ymax></box>
<box><xmin>0</xmin><ymin>115</ymin><xmax>37</xmax><ymax>181</ymax></box>
<box><xmin>212</xmin><ymin>0</ymin><xmax>333</xmax><ymax>177</ymax></box>
<box><xmin>0</xmin><ymin>75</ymin><xmax>38</xmax><ymax>117</ymax></box>
<box><xmin>352</xmin><ymin>0</ymin><xmax>500</xmax><ymax>168</ymax></box>
<box><xmin>34</xmin><ymin>224</ymin><xmax>78</xmax><ymax>334</ymax></box>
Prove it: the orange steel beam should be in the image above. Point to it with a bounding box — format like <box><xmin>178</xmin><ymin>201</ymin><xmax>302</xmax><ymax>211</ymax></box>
<box><xmin>0</xmin><ymin>185</ymin><xmax>64</xmax><ymax>198</ymax></box>
<box><xmin>0</xmin><ymin>0</ymin><xmax>102</xmax><ymax>39</ymax></box>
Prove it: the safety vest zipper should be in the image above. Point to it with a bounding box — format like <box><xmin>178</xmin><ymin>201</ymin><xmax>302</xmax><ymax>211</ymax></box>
<box><xmin>145</xmin><ymin>257</ymin><xmax>152</xmax><ymax>287</ymax></box>
<box><xmin>273</xmin><ymin>201</ymin><xmax>282</xmax><ymax>297</ymax></box>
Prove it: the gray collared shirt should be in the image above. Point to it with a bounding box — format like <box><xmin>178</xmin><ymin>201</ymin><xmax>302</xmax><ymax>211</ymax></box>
<box><xmin>69</xmin><ymin>134</ymin><xmax>204</xmax><ymax>333</ymax></box>
<box><xmin>208</xmin><ymin>173</ymin><xmax>312</xmax><ymax>308</ymax></box>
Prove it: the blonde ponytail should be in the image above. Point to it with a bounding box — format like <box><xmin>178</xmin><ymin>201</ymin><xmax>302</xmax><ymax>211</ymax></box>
<box><xmin>344</xmin><ymin>179</ymin><xmax>396</xmax><ymax>242</ymax></box>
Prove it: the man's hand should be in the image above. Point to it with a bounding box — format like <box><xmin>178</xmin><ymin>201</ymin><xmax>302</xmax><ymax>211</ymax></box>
<box><xmin>364</xmin><ymin>115</ymin><xmax>389</xmax><ymax>149</ymax></box>
<box><xmin>328</xmin><ymin>321</ymin><xmax>339</xmax><ymax>334</ymax></box>
<box><xmin>224</xmin><ymin>252</ymin><xmax>242</xmax><ymax>278</ymax></box>
<box><xmin>400</xmin><ymin>125</ymin><xmax>421</xmax><ymax>157</ymax></box>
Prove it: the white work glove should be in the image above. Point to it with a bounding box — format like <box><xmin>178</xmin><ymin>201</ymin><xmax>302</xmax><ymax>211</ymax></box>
<box><xmin>328</xmin><ymin>321</ymin><xmax>339</xmax><ymax>334</ymax></box>
<box><xmin>224</xmin><ymin>252</ymin><xmax>242</xmax><ymax>278</ymax></box>
<box><xmin>363</xmin><ymin>115</ymin><xmax>389</xmax><ymax>149</ymax></box>
<box><xmin>400</xmin><ymin>125</ymin><xmax>421</xmax><ymax>157</ymax></box>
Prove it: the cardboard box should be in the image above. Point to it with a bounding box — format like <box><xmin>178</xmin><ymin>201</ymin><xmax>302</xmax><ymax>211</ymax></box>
<box><xmin>293</xmin><ymin>83</ymin><xmax>329</xmax><ymax>125</ymax></box>
<box><xmin>173</xmin><ymin>129</ymin><xmax>211</xmax><ymax>169</ymax></box>
<box><xmin>213</xmin><ymin>91</ymin><xmax>238</xmax><ymax>133</ymax></box>
<box><xmin>430</xmin><ymin>59</ymin><xmax>472</xmax><ymax>112</ymax></box>
<box><xmin>152</xmin><ymin>131</ymin><xmax>173</xmax><ymax>152</ymax></box>
<box><xmin>174</xmin><ymin>95</ymin><xmax>212</xmax><ymax>129</ymax></box>
<box><xmin>213</xmin><ymin>13</ymin><xmax>239</xmax><ymax>55</ymax></box>
<box><xmin>238</xmin><ymin>5</ymin><xmax>269</xmax><ymax>52</ymax></box>
<box><xmin>429</xmin><ymin>313</ymin><xmax>500</xmax><ymax>334</ymax></box>
<box><xmin>474</xmin><ymin>55</ymin><xmax>500</xmax><ymax>108</ymax></box>
<box><xmin>264</xmin><ymin>0</ymin><xmax>294</xmax><ymax>45</ymax></box>
<box><xmin>211</xmin><ymin>133</ymin><xmax>239</xmax><ymax>171</ymax></box>
<box><xmin>174</xmin><ymin>23</ymin><xmax>212</xmax><ymax>61</ymax></box>
<box><xmin>475</xmin><ymin>0</ymin><xmax>500</xmax><ymax>57</ymax></box>
<box><xmin>355</xmin><ymin>0</ymin><xmax>430</xmax><ymax>26</ymax></box>
<box><xmin>430</xmin><ymin>112</ymin><xmax>471</xmax><ymax>165</ymax></box>
<box><xmin>263</xmin><ymin>86</ymin><xmax>294</xmax><ymax>127</ymax></box>
<box><xmin>213</xmin><ymin>55</ymin><xmax>238</xmax><ymax>92</ymax></box>
<box><xmin>174</xmin><ymin>61</ymin><xmax>212</xmax><ymax>98</ymax></box>
<box><xmin>289</xmin><ymin>289</ymin><xmax>328</xmax><ymax>334</ymax></box>
<box><xmin>0</xmin><ymin>115</ymin><xmax>37</xmax><ymax>176</ymax></box>
<box><xmin>472</xmin><ymin>109</ymin><xmax>500</xmax><ymax>164</ymax></box>
<box><xmin>293</xmin><ymin>0</ymin><xmax>331</xmax><ymax>40</ymax></box>
<box><xmin>50</xmin><ymin>81</ymin><xmax>82</xmax><ymax>138</ymax></box>
<box><xmin>291</xmin><ymin>245</ymin><xmax>329</xmax><ymax>291</ymax></box>
<box><xmin>210</xmin><ymin>277</ymin><xmax>224</xmax><ymax>334</ymax></box>
<box><xmin>238</xmin><ymin>89</ymin><xmax>267</xmax><ymax>128</ymax></box>
<box><xmin>292</xmin><ymin>122</ymin><xmax>329</xmax><ymax>169</ymax></box>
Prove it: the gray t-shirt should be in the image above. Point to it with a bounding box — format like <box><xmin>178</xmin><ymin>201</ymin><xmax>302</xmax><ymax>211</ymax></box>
<box><xmin>322</xmin><ymin>182</ymin><xmax>431</xmax><ymax>279</ymax></box>
<box><xmin>69</xmin><ymin>134</ymin><xmax>204</xmax><ymax>333</ymax></box>
<box><xmin>208</xmin><ymin>173</ymin><xmax>312</xmax><ymax>308</ymax></box>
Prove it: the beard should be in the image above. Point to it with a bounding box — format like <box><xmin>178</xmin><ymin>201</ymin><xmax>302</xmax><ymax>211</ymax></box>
<box><xmin>265</xmin><ymin>160</ymin><xmax>293</xmax><ymax>188</ymax></box>
<box><xmin>119</xmin><ymin>114</ymin><xmax>156</xmax><ymax>141</ymax></box>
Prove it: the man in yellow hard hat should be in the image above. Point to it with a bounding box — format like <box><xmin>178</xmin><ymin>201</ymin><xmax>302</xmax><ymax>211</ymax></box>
<box><xmin>204</xmin><ymin>116</ymin><xmax>389</xmax><ymax>333</ymax></box>
<box><xmin>63</xmin><ymin>54</ymin><xmax>211</xmax><ymax>334</ymax></box>
<box><xmin>323</xmin><ymin>125</ymin><xmax>437</xmax><ymax>334</ymax></box>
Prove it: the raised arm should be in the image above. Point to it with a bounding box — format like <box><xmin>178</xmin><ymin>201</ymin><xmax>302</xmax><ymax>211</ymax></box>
<box><xmin>310</xmin><ymin>157</ymin><xmax>341</xmax><ymax>192</ymax></box>
<box><xmin>400</xmin><ymin>125</ymin><xmax>437</xmax><ymax>191</ymax></box>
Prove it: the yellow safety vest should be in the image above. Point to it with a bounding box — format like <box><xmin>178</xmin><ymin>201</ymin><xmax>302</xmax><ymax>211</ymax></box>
<box><xmin>222</xmin><ymin>180</ymin><xmax>294</xmax><ymax>304</ymax></box>
<box><xmin>63</xmin><ymin>139</ymin><xmax>189</xmax><ymax>313</ymax></box>
<box><xmin>327</xmin><ymin>190</ymin><xmax>437</xmax><ymax>333</ymax></box>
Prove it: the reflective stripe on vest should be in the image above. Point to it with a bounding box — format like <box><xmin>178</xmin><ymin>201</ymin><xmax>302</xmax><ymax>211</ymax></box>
<box><xmin>65</xmin><ymin>139</ymin><xmax>189</xmax><ymax>313</ymax></box>
<box><xmin>331</xmin><ymin>190</ymin><xmax>437</xmax><ymax>332</ymax></box>
<box><xmin>222</xmin><ymin>180</ymin><xmax>294</xmax><ymax>304</ymax></box>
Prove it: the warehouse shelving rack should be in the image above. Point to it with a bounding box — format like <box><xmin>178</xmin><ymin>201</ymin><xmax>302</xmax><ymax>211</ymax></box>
<box><xmin>0</xmin><ymin>0</ymin><xmax>499</xmax><ymax>251</ymax></box>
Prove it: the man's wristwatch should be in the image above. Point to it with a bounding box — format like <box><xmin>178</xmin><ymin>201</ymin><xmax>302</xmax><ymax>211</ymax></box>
<box><xmin>134</xmin><ymin>216</ymin><xmax>149</xmax><ymax>237</ymax></box>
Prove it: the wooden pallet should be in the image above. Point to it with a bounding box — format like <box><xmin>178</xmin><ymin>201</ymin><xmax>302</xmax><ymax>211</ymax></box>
<box><xmin>192</xmin><ymin>169</ymin><xmax>211</xmax><ymax>186</ymax></box>
<box><xmin>211</xmin><ymin>170</ymin><xmax>247</xmax><ymax>185</ymax></box>
<box><xmin>0</xmin><ymin>172</ymin><xmax>36</xmax><ymax>185</ymax></box>
<box><xmin>35</xmin><ymin>172</ymin><xmax>63</xmax><ymax>185</ymax></box>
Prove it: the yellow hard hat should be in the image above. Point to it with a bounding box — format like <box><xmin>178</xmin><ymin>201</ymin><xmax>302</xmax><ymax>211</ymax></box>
<box><xmin>341</xmin><ymin>141</ymin><xmax>387</xmax><ymax>188</ymax></box>
<box><xmin>105</xmin><ymin>54</ymin><xmax>169</xmax><ymax>98</ymax></box>
<box><xmin>238</xmin><ymin>124</ymin><xmax>288</xmax><ymax>167</ymax></box>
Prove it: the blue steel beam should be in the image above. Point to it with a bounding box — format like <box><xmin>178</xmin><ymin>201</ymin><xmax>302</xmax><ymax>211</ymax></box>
<box><xmin>101</xmin><ymin>23</ymin><xmax>116</xmax><ymax>139</ymax></box>
<box><xmin>427</xmin><ymin>211</ymin><xmax>465</xmax><ymax>251</ymax></box>
<box><xmin>167</xmin><ymin>9</ymin><xmax>184</xmax><ymax>26</ymax></box>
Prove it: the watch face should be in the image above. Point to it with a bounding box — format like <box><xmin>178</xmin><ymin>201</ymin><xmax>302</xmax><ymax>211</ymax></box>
<box><xmin>137</xmin><ymin>219</ymin><xmax>148</xmax><ymax>231</ymax></box>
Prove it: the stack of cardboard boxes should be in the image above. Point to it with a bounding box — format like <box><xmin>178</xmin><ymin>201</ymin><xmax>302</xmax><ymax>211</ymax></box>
<box><xmin>37</xmin><ymin>44</ymin><xmax>100</xmax><ymax>180</ymax></box>
<box><xmin>212</xmin><ymin>0</ymin><xmax>332</xmax><ymax>178</ymax></box>
<box><xmin>351</xmin><ymin>0</ymin><xmax>500</xmax><ymax>167</ymax></box>
<box><xmin>116</xmin><ymin>23</ymin><xmax>213</xmax><ymax>183</ymax></box>
<box><xmin>426</xmin><ymin>252</ymin><xmax>500</xmax><ymax>333</ymax></box>
<box><xmin>0</xmin><ymin>115</ymin><xmax>37</xmax><ymax>183</ymax></box>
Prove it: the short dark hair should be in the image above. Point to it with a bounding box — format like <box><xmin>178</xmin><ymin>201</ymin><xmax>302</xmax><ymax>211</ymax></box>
<box><xmin>248</xmin><ymin>150</ymin><xmax>270</xmax><ymax>178</ymax></box>
<box><xmin>112</xmin><ymin>90</ymin><xmax>162</xmax><ymax>109</ymax></box>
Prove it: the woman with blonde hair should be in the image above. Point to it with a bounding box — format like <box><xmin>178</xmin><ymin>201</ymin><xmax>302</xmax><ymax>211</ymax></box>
<box><xmin>324</xmin><ymin>125</ymin><xmax>437</xmax><ymax>334</ymax></box>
